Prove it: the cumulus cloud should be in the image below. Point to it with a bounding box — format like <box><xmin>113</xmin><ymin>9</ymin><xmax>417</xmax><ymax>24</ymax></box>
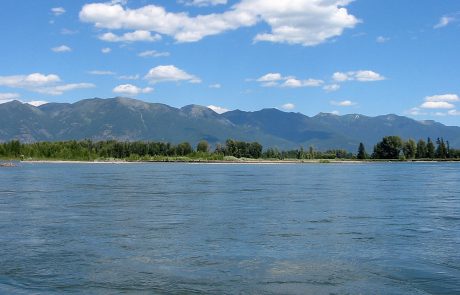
<box><xmin>113</xmin><ymin>84</ymin><xmax>153</xmax><ymax>96</ymax></box>
<box><xmin>0</xmin><ymin>93</ymin><xmax>20</xmax><ymax>100</ymax></box>
<box><xmin>331</xmin><ymin>100</ymin><xmax>356</xmax><ymax>106</ymax></box>
<box><xmin>144</xmin><ymin>65</ymin><xmax>201</xmax><ymax>84</ymax></box>
<box><xmin>420</xmin><ymin>101</ymin><xmax>455</xmax><ymax>109</ymax></box>
<box><xmin>256</xmin><ymin>72</ymin><xmax>323</xmax><ymax>88</ymax></box>
<box><xmin>257</xmin><ymin>73</ymin><xmax>283</xmax><ymax>82</ymax></box>
<box><xmin>100</xmin><ymin>30</ymin><xmax>162</xmax><ymax>42</ymax></box>
<box><xmin>207</xmin><ymin>105</ymin><xmax>229</xmax><ymax>114</ymax></box>
<box><xmin>180</xmin><ymin>0</ymin><xmax>228</xmax><ymax>7</ymax></box>
<box><xmin>138</xmin><ymin>50</ymin><xmax>170</xmax><ymax>57</ymax></box>
<box><xmin>0</xmin><ymin>73</ymin><xmax>61</xmax><ymax>88</ymax></box>
<box><xmin>424</xmin><ymin>94</ymin><xmax>459</xmax><ymax>102</ymax></box>
<box><xmin>0</xmin><ymin>73</ymin><xmax>93</xmax><ymax>96</ymax></box>
<box><xmin>35</xmin><ymin>83</ymin><xmax>95</xmax><ymax>96</ymax></box>
<box><xmin>408</xmin><ymin>93</ymin><xmax>459</xmax><ymax>115</ymax></box>
<box><xmin>51</xmin><ymin>7</ymin><xmax>66</xmax><ymax>16</ymax></box>
<box><xmin>332</xmin><ymin>70</ymin><xmax>385</xmax><ymax>82</ymax></box>
<box><xmin>52</xmin><ymin>45</ymin><xmax>72</xmax><ymax>53</ymax></box>
<box><xmin>101</xmin><ymin>47</ymin><xmax>112</xmax><ymax>54</ymax></box>
<box><xmin>80</xmin><ymin>0</ymin><xmax>358</xmax><ymax>46</ymax></box>
<box><xmin>281</xmin><ymin>103</ymin><xmax>295</xmax><ymax>111</ymax></box>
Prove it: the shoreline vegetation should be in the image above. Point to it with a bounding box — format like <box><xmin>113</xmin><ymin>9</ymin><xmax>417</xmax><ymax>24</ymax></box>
<box><xmin>1</xmin><ymin>136</ymin><xmax>460</xmax><ymax>165</ymax></box>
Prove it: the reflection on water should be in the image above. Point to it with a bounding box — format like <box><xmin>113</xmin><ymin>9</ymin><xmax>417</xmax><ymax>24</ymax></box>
<box><xmin>0</xmin><ymin>163</ymin><xmax>459</xmax><ymax>294</ymax></box>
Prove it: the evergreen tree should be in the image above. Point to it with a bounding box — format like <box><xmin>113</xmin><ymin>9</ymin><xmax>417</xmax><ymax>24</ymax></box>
<box><xmin>416</xmin><ymin>139</ymin><xmax>427</xmax><ymax>159</ymax></box>
<box><xmin>357</xmin><ymin>142</ymin><xmax>367</xmax><ymax>160</ymax></box>
<box><xmin>436</xmin><ymin>137</ymin><xmax>447</xmax><ymax>159</ymax></box>
<box><xmin>426</xmin><ymin>137</ymin><xmax>435</xmax><ymax>158</ymax></box>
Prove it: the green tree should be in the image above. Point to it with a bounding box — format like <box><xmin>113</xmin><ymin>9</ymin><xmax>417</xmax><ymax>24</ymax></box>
<box><xmin>248</xmin><ymin>142</ymin><xmax>263</xmax><ymax>158</ymax></box>
<box><xmin>196</xmin><ymin>140</ymin><xmax>209</xmax><ymax>153</ymax></box>
<box><xmin>416</xmin><ymin>139</ymin><xmax>427</xmax><ymax>159</ymax></box>
<box><xmin>176</xmin><ymin>142</ymin><xmax>193</xmax><ymax>156</ymax></box>
<box><xmin>372</xmin><ymin>136</ymin><xmax>403</xmax><ymax>159</ymax></box>
<box><xmin>403</xmin><ymin>139</ymin><xmax>416</xmax><ymax>159</ymax></box>
<box><xmin>436</xmin><ymin>137</ymin><xmax>447</xmax><ymax>159</ymax></box>
<box><xmin>357</xmin><ymin>142</ymin><xmax>367</xmax><ymax>160</ymax></box>
<box><xmin>426</xmin><ymin>137</ymin><xmax>435</xmax><ymax>158</ymax></box>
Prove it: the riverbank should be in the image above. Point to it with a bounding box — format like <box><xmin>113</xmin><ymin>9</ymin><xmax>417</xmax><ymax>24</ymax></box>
<box><xmin>16</xmin><ymin>158</ymin><xmax>460</xmax><ymax>165</ymax></box>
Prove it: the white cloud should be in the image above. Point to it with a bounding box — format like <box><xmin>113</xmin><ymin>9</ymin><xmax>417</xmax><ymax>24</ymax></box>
<box><xmin>35</xmin><ymin>83</ymin><xmax>95</xmax><ymax>96</ymax></box>
<box><xmin>101</xmin><ymin>47</ymin><xmax>112</xmax><ymax>54</ymax></box>
<box><xmin>333</xmin><ymin>70</ymin><xmax>385</xmax><ymax>82</ymax></box>
<box><xmin>138</xmin><ymin>50</ymin><xmax>170</xmax><ymax>57</ymax></box>
<box><xmin>405</xmin><ymin>107</ymin><xmax>427</xmax><ymax>116</ymax></box>
<box><xmin>420</xmin><ymin>101</ymin><xmax>455</xmax><ymax>109</ymax></box>
<box><xmin>283</xmin><ymin>78</ymin><xmax>303</xmax><ymax>88</ymax></box>
<box><xmin>304</xmin><ymin>79</ymin><xmax>324</xmax><ymax>87</ymax></box>
<box><xmin>113</xmin><ymin>84</ymin><xmax>153</xmax><ymax>96</ymax></box>
<box><xmin>89</xmin><ymin>70</ymin><xmax>116</xmax><ymax>75</ymax></box>
<box><xmin>119</xmin><ymin>74</ymin><xmax>140</xmax><ymax>80</ymax></box>
<box><xmin>424</xmin><ymin>94</ymin><xmax>459</xmax><ymax>102</ymax></box>
<box><xmin>376</xmin><ymin>36</ymin><xmax>389</xmax><ymax>43</ymax></box>
<box><xmin>145</xmin><ymin>65</ymin><xmax>201</xmax><ymax>84</ymax></box>
<box><xmin>207</xmin><ymin>105</ymin><xmax>229</xmax><ymax>114</ymax></box>
<box><xmin>0</xmin><ymin>73</ymin><xmax>94</xmax><ymax>96</ymax></box>
<box><xmin>0</xmin><ymin>93</ymin><xmax>20</xmax><ymax>100</ymax></box>
<box><xmin>323</xmin><ymin>84</ymin><xmax>340</xmax><ymax>92</ymax></box>
<box><xmin>330</xmin><ymin>110</ymin><xmax>340</xmax><ymax>115</ymax></box>
<box><xmin>257</xmin><ymin>73</ymin><xmax>323</xmax><ymax>88</ymax></box>
<box><xmin>180</xmin><ymin>0</ymin><xmax>227</xmax><ymax>7</ymax></box>
<box><xmin>331</xmin><ymin>100</ymin><xmax>356</xmax><ymax>106</ymax></box>
<box><xmin>448</xmin><ymin>109</ymin><xmax>460</xmax><ymax>116</ymax></box>
<box><xmin>0</xmin><ymin>73</ymin><xmax>60</xmax><ymax>88</ymax></box>
<box><xmin>434</xmin><ymin>16</ymin><xmax>456</xmax><ymax>29</ymax></box>
<box><xmin>281</xmin><ymin>103</ymin><xmax>295</xmax><ymax>111</ymax></box>
<box><xmin>257</xmin><ymin>73</ymin><xmax>283</xmax><ymax>82</ymax></box>
<box><xmin>209</xmin><ymin>83</ymin><xmax>221</xmax><ymax>89</ymax></box>
<box><xmin>80</xmin><ymin>0</ymin><xmax>358</xmax><ymax>46</ymax></box>
<box><xmin>100</xmin><ymin>30</ymin><xmax>162</xmax><ymax>42</ymax></box>
<box><xmin>51</xmin><ymin>7</ymin><xmax>66</xmax><ymax>16</ymax></box>
<box><xmin>332</xmin><ymin>72</ymin><xmax>349</xmax><ymax>82</ymax></box>
<box><xmin>52</xmin><ymin>45</ymin><xmax>72</xmax><ymax>53</ymax></box>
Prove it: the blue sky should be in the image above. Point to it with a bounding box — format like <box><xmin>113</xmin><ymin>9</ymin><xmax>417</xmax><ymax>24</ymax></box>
<box><xmin>0</xmin><ymin>0</ymin><xmax>459</xmax><ymax>125</ymax></box>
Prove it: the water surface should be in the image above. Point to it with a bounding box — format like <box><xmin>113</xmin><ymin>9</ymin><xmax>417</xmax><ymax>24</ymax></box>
<box><xmin>0</xmin><ymin>163</ymin><xmax>459</xmax><ymax>294</ymax></box>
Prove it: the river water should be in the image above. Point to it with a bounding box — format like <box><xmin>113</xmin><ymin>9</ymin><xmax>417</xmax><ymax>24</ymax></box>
<box><xmin>0</xmin><ymin>163</ymin><xmax>459</xmax><ymax>294</ymax></box>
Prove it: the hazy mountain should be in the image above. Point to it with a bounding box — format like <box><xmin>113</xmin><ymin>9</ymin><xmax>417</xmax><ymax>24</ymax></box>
<box><xmin>1</xmin><ymin>97</ymin><xmax>460</xmax><ymax>151</ymax></box>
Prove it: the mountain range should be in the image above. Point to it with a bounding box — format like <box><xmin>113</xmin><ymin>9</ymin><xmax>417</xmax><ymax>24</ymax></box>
<box><xmin>1</xmin><ymin>97</ymin><xmax>460</xmax><ymax>151</ymax></box>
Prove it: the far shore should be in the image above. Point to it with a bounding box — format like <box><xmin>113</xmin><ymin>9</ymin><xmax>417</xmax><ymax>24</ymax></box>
<box><xmin>13</xmin><ymin>159</ymin><xmax>459</xmax><ymax>165</ymax></box>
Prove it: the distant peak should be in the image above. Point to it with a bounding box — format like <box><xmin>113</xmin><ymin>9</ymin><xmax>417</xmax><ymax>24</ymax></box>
<box><xmin>315</xmin><ymin>112</ymin><xmax>339</xmax><ymax>117</ymax></box>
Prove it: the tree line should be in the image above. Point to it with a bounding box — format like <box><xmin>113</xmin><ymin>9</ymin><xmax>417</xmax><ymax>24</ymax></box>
<box><xmin>0</xmin><ymin>136</ymin><xmax>459</xmax><ymax>161</ymax></box>
<box><xmin>368</xmin><ymin>136</ymin><xmax>460</xmax><ymax>160</ymax></box>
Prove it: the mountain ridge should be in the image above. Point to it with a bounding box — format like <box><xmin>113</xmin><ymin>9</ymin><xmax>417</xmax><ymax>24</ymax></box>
<box><xmin>1</xmin><ymin>97</ymin><xmax>460</xmax><ymax>151</ymax></box>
